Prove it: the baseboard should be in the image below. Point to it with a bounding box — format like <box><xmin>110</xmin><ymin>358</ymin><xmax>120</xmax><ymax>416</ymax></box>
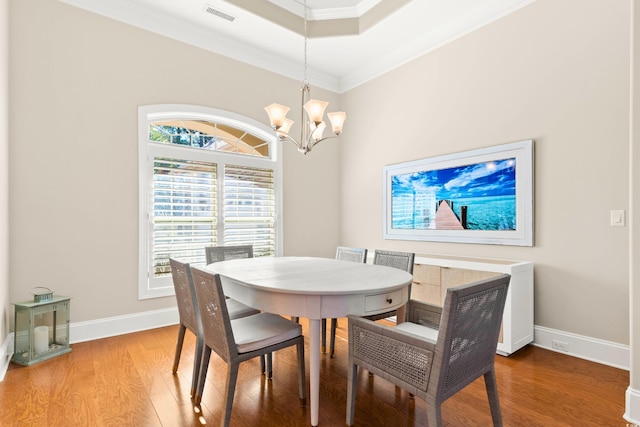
<box><xmin>625</xmin><ymin>386</ymin><xmax>640</xmax><ymax>425</ymax></box>
<box><xmin>533</xmin><ymin>325</ymin><xmax>629</xmax><ymax>370</ymax></box>
<box><xmin>2</xmin><ymin>309</ymin><xmax>629</xmax><ymax>382</ymax></box>
<box><xmin>0</xmin><ymin>333</ymin><xmax>13</xmax><ymax>381</ymax></box>
<box><xmin>70</xmin><ymin>307</ymin><xmax>179</xmax><ymax>344</ymax></box>
<box><xmin>69</xmin><ymin>313</ymin><xmax>630</xmax><ymax>369</ymax></box>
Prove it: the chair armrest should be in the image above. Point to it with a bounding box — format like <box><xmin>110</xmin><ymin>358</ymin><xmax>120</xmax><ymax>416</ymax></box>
<box><xmin>406</xmin><ymin>299</ymin><xmax>443</xmax><ymax>330</ymax></box>
<box><xmin>347</xmin><ymin>315</ymin><xmax>435</xmax><ymax>393</ymax></box>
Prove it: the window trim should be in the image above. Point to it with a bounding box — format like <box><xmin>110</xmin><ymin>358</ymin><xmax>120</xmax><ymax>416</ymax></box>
<box><xmin>138</xmin><ymin>104</ymin><xmax>282</xmax><ymax>299</ymax></box>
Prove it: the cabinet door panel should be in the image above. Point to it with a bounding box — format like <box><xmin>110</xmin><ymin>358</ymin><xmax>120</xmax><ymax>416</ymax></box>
<box><xmin>411</xmin><ymin>264</ymin><xmax>441</xmax><ymax>304</ymax></box>
<box><xmin>441</xmin><ymin>268</ymin><xmax>501</xmax><ymax>304</ymax></box>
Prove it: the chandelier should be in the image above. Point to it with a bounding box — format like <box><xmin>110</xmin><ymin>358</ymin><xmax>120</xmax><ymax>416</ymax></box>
<box><xmin>264</xmin><ymin>0</ymin><xmax>346</xmax><ymax>155</ymax></box>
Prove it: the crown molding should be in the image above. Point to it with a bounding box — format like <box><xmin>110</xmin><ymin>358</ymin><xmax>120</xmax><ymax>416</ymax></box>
<box><xmin>58</xmin><ymin>0</ymin><xmax>340</xmax><ymax>91</ymax></box>
<box><xmin>338</xmin><ymin>0</ymin><xmax>536</xmax><ymax>92</ymax></box>
<box><xmin>58</xmin><ymin>0</ymin><xmax>536</xmax><ymax>94</ymax></box>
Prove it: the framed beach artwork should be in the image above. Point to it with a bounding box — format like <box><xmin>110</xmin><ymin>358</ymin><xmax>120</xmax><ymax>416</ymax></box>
<box><xmin>383</xmin><ymin>139</ymin><xmax>533</xmax><ymax>246</ymax></box>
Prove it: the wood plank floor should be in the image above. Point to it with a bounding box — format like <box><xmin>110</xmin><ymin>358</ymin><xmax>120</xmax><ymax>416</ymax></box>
<box><xmin>0</xmin><ymin>319</ymin><xmax>629</xmax><ymax>426</ymax></box>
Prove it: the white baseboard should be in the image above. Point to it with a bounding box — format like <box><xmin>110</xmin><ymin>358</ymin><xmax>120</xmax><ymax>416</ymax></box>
<box><xmin>70</xmin><ymin>307</ymin><xmax>179</xmax><ymax>344</ymax></box>
<box><xmin>0</xmin><ymin>333</ymin><xmax>13</xmax><ymax>381</ymax></box>
<box><xmin>533</xmin><ymin>325</ymin><xmax>629</xmax><ymax>370</ymax></box>
<box><xmin>1</xmin><ymin>311</ymin><xmax>630</xmax><ymax>383</ymax></box>
<box><xmin>0</xmin><ymin>307</ymin><xmax>179</xmax><ymax>381</ymax></box>
<box><xmin>71</xmin><ymin>313</ymin><xmax>631</xmax><ymax>371</ymax></box>
<box><xmin>625</xmin><ymin>386</ymin><xmax>640</xmax><ymax>425</ymax></box>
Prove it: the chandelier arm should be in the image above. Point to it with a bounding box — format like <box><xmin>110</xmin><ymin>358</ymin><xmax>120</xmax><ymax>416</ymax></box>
<box><xmin>278</xmin><ymin>133</ymin><xmax>302</xmax><ymax>149</ymax></box>
<box><xmin>275</xmin><ymin>131</ymin><xmax>312</xmax><ymax>154</ymax></box>
<box><xmin>306</xmin><ymin>134</ymin><xmax>338</xmax><ymax>152</ymax></box>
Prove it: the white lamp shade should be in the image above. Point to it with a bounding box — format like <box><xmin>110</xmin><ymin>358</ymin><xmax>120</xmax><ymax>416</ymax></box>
<box><xmin>278</xmin><ymin>118</ymin><xmax>294</xmax><ymax>136</ymax></box>
<box><xmin>304</xmin><ymin>99</ymin><xmax>328</xmax><ymax>123</ymax></box>
<box><xmin>264</xmin><ymin>103</ymin><xmax>290</xmax><ymax>129</ymax></box>
<box><xmin>327</xmin><ymin>111</ymin><xmax>346</xmax><ymax>134</ymax></box>
<box><xmin>311</xmin><ymin>121</ymin><xmax>326</xmax><ymax>141</ymax></box>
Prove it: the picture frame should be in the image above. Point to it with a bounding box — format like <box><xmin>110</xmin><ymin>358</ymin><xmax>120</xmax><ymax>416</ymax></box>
<box><xmin>383</xmin><ymin>139</ymin><xmax>534</xmax><ymax>246</ymax></box>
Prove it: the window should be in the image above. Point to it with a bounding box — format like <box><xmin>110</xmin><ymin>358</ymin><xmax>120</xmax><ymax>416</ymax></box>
<box><xmin>138</xmin><ymin>105</ymin><xmax>282</xmax><ymax>299</ymax></box>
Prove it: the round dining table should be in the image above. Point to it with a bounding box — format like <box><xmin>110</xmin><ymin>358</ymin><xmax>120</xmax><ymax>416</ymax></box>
<box><xmin>205</xmin><ymin>256</ymin><xmax>413</xmax><ymax>426</ymax></box>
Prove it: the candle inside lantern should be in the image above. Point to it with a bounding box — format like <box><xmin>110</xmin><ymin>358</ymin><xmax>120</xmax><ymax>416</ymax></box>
<box><xmin>34</xmin><ymin>325</ymin><xmax>49</xmax><ymax>354</ymax></box>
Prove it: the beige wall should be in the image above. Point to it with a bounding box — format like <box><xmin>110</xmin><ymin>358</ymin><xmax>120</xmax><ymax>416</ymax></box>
<box><xmin>632</xmin><ymin>0</ymin><xmax>640</xmax><ymax>392</ymax></box>
<box><xmin>8</xmin><ymin>0</ymin><xmax>340</xmax><ymax>322</ymax></box>
<box><xmin>340</xmin><ymin>0</ymin><xmax>631</xmax><ymax>344</ymax></box>
<box><xmin>1</xmin><ymin>0</ymin><xmax>8</xmax><ymax>346</ymax></box>
<box><xmin>5</xmin><ymin>0</ymin><xmax>632</xmax><ymax>349</ymax></box>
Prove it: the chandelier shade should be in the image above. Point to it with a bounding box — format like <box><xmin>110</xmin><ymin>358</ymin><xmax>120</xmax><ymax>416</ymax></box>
<box><xmin>264</xmin><ymin>103</ymin><xmax>290</xmax><ymax>129</ymax></box>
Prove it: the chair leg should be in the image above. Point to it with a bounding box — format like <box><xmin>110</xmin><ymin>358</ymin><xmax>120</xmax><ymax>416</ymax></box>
<box><xmin>194</xmin><ymin>346</ymin><xmax>212</xmax><ymax>405</ymax></box>
<box><xmin>346</xmin><ymin>363</ymin><xmax>358</xmax><ymax>425</ymax></box>
<box><xmin>191</xmin><ymin>335</ymin><xmax>204</xmax><ymax>397</ymax></box>
<box><xmin>484</xmin><ymin>369</ymin><xmax>503</xmax><ymax>427</ymax></box>
<box><xmin>329</xmin><ymin>318</ymin><xmax>337</xmax><ymax>358</ymax></box>
<box><xmin>425</xmin><ymin>397</ymin><xmax>443</xmax><ymax>427</ymax></box>
<box><xmin>222</xmin><ymin>362</ymin><xmax>240</xmax><ymax>427</ymax></box>
<box><xmin>172</xmin><ymin>324</ymin><xmax>187</xmax><ymax>373</ymax></box>
<box><xmin>321</xmin><ymin>319</ymin><xmax>327</xmax><ymax>353</ymax></box>
<box><xmin>296</xmin><ymin>339</ymin><xmax>307</xmax><ymax>400</ymax></box>
<box><xmin>266</xmin><ymin>353</ymin><xmax>273</xmax><ymax>379</ymax></box>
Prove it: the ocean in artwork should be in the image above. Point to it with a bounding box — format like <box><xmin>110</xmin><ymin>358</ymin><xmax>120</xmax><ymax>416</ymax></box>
<box><xmin>449</xmin><ymin>195</ymin><xmax>516</xmax><ymax>230</ymax></box>
<box><xmin>391</xmin><ymin>158</ymin><xmax>517</xmax><ymax>231</ymax></box>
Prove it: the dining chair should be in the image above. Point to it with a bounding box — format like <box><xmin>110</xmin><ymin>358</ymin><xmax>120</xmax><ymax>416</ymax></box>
<box><xmin>205</xmin><ymin>245</ymin><xmax>254</xmax><ymax>264</ymax></box>
<box><xmin>204</xmin><ymin>245</ymin><xmax>272</xmax><ymax>375</ymax></box>
<box><xmin>346</xmin><ymin>274</ymin><xmax>511</xmax><ymax>427</ymax></box>
<box><xmin>364</xmin><ymin>249</ymin><xmax>415</xmax><ymax>322</ymax></box>
<box><xmin>190</xmin><ymin>266</ymin><xmax>306</xmax><ymax>427</ymax></box>
<box><xmin>169</xmin><ymin>258</ymin><xmax>261</xmax><ymax>397</ymax></box>
<box><xmin>324</xmin><ymin>246</ymin><xmax>368</xmax><ymax>357</ymax></box>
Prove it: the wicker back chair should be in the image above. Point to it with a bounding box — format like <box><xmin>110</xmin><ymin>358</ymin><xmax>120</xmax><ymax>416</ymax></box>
<box><xmin>204</xmin><ymin>245</ymin><xmax>275</xmax><ymax>373</ymax></box>
<box><xmin>363</xmin><ymin>249</ymin><xmax>415</xmax><ymax>322</ymax></box>
<box><xmin>190</xmin><ymin>266</ymin><xmax>306</xmax><ymax>426</ymax></box>
<box><xmin>169</xmin><ymin>258</ymin><xmax>203</xmax><ymax>397</ymax></box>
<box><xmin>169</xmin><ymin>258</ymin><xmax>262</xmax><ymax>396</ymax></box>
<box><xmin>205</xmin><ymin>245</ymin><xmax>254</xmax><ymax>264</ymax></box>
<box><xmin>346</xmin><ymin>274</ymin><xmax>511</xmax><ymax>427</ymax></box>
<box><xmin>322</xmin><ymin>246</ymin><xmax>368</xmax><ymax>357</ymax></box>
<box><xmin>336</xmin><ymin>246</ymin><xmax>368</xmax><ymax>263</ymax></box>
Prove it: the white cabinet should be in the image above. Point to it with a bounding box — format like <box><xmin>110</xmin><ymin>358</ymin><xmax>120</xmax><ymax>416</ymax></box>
<box><xmin>411</xmin><ymin>254</ymin><xmax>533</xmax><ymax>356</ymax></box>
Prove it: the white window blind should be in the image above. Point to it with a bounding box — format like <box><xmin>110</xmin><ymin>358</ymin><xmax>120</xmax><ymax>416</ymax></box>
<box><xmin>152</xmin><ymin>157</ymin><xmax>217</xmax><ymax>277</ymax></box>
<box><xmin>223</xmin><ymin>165</ymin><xmax>275</xmax><ymax>257</ymax></box>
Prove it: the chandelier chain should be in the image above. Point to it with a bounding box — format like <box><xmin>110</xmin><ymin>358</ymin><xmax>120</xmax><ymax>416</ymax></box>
<box><xmin>303</xmin><ymin>0</ymin><xmax>308</xmax><ymax>85</ymax></box>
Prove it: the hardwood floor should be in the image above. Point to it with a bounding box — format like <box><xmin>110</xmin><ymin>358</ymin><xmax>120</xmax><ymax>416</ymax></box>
<box><xmin>0</xmin><ymin>319</ymin><xmax>629</xmax><ymax>426</ymax></box>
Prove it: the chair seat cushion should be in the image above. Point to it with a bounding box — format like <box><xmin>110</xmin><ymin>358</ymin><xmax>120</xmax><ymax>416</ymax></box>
<box><xmin>227</xmin><ymin>298</ymin><xmax>260</xmax><ymax>320</ymax></box>
<box><xmin>395</xmin><ymin>321</ymin><xmax>439</xmax><ymax>342</ymax></box>
<box><xmin>232</xmin><ymin>313</ymin><xmax>302</xmax><ymax>353</ymax></box>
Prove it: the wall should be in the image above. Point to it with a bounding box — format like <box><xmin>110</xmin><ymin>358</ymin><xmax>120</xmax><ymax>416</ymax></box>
<box><xmin>0</xmin><ymin>0</ymin><xmax>9</xmax><ymax>374</ymax></box>
<box><xmin>340</xmin><ymin>0</ymin><xmax>630</xmax><ymax>345</ymax></box>
<box><xmin>8</xmin><ymin>0</ymin><xmax>341</xmax><ymax>323</ymax></box>
<box><xmin>6</xmin><ymin>0</ymin><xmax>632</xmax><ymax>360</ymax></box>
<box><xmin>628</xmin><ymin>0</ymin><xmax>640</xmax><ymax>422</ymax></box>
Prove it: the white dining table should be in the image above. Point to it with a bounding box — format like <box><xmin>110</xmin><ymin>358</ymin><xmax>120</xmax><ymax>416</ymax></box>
<box><xmin>204</xmin><ymin>256</ymin><xmax>413</xmax><ymax>427</ymax></box>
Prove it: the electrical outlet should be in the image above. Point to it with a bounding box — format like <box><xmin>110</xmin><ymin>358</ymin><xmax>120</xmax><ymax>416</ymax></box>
<box><xmin>551</xmin><ymin>340</ymin><xmax>569</xmax><ymax>352</ymax></box>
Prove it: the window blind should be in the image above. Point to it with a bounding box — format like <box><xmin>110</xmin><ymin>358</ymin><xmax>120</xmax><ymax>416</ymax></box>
<box><xmin>223</xmin><ymin>164</ymin><xmax>275</xmax><ymax>257</ymax></box>
<box><xmin>152</xmin><ymin>157</ymin><xmax>217</xmax><ymax>277</ymax></box>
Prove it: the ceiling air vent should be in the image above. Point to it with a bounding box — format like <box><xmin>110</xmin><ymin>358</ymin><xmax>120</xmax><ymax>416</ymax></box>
<box><xmin>204</xmin><ymin>5</ymin><xmax>236</xmax><ymax>22</ymax></box>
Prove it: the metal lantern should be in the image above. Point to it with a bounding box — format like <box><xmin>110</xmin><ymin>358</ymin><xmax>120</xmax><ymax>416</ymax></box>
<box><xmin>12</xmin><ymin>295</ymin><xmax>71</xmax><ymax>366</ymax></box>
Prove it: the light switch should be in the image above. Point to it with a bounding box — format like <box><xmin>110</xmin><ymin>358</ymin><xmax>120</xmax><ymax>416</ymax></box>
<box><xmin>610</xmin><ymin>210</ymin><xmax>625</xmax><ymax>227</ymax></box>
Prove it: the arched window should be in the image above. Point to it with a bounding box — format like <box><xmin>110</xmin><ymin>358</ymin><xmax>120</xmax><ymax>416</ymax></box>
<box><xmin>138</xmin><ymin>105</ymin><xmax>282</xmax><ymax>299</ymax></box>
